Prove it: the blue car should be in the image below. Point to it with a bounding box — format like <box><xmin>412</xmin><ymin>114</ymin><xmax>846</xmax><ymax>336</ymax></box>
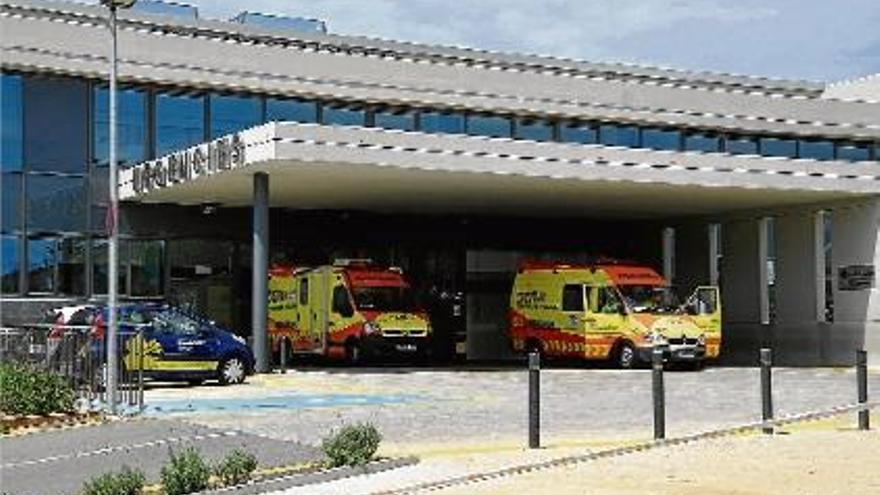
<box><xmin>89</xmin><ymin>304</ymin><xmax>255</xmax><ymax>385</ymax></box>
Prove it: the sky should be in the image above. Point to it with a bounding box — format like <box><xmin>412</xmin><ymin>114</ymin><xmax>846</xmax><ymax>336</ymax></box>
<box><xmin>165</xmin><ymin>0</ymin><xmax>880</xmax><ymax>83</ymax></box>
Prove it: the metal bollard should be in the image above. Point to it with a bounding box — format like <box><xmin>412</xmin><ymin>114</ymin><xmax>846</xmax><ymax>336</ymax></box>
<box><xmin>760</xmin><ymin>348</ymin><xmax>774</xmax><ymax>435</ymax></box>
<box><xmin>652</xmin><ymin>347</ymin><xmax>665</xmax><ymax>440</ymax></box>
<box><xmin>528</xmin><ymin>350</ymin><xmax>541</xmax><ymax>449</ymax></box>
<box><xmin>857</xmin><ymin>350</ymin><xmax>869</xmax><ymax>431</ymax></box>
<box><xmin>280</xmin><ymin>339</ymin><xmax>288</xmax><ymax>373</ymax></box>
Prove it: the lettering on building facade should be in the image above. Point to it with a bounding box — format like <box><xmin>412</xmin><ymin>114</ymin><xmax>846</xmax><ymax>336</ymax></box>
<box><xmin>131</xmin><ymin>134</ymin><xmax>245</xmax><ymax>195</ymax></box>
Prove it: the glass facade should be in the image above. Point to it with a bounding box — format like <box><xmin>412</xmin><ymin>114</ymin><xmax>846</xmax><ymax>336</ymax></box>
<box><xmin>93</xmin><ymin>86</ymin><xmax>148</xmax><ymax>167</ymax></box>
<box><xmin>0</xmin><ymin>68</ymin><xmax>877</xmax><ymax>303</ymax></box>
<box><xmin>210</xmin><ymin>94</ymin><xmax>262</xmax><ymax>138</ymax></box>
<box><xmin>155</xmin><ymin>91</ymin><xmax>205</xmax><ymax>156</ymax></box>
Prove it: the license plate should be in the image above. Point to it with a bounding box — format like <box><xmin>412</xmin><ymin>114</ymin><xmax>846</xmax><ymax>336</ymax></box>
<box><xmin>395</xmin><ymin>344</ymin><xmax>417</xmax><ymax>352</ymax></box>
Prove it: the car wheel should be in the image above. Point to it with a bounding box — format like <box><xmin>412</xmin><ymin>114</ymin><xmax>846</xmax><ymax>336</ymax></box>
<box><xmin>616</xmin><ymin>341</ymin><xmax>637</xmax><ymax>369</ymax></box>
<box><xmin>218</xmin><ymin>357</ymin><xmax>246</xmax><ymax>385</ymax></box>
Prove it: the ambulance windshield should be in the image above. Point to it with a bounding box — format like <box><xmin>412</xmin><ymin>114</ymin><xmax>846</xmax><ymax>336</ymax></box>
<box><xmin>351</xmin><ymin>286</ymin><xmax>417</xmax><ymax>312</ymax></box>
<box><xmin>618</xmin><ymin>285</ymin><xmax>680</xmax><ymax>313</ymax></box>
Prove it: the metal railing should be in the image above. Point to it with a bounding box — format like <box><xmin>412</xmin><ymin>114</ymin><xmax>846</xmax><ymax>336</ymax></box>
<box><xmin>0</xmin><ymin>324</ymin><xmax>145</xmax><ymax>412</ymax></box>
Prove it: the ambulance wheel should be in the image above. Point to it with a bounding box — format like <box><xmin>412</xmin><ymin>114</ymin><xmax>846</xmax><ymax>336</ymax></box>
<box><xmin>615</xmin><ymin>341</ymin><xmax>637</xmax><ymax>369</ymax></box>
<box><xmin>345</xmin><ymin>340</ymin><xmax>363</xmax><ymax>366</ymax></box>
<box><xmin>218</xmin><ymin>356</ymin><xmax>246</xmax><ymax>385</ymax></box>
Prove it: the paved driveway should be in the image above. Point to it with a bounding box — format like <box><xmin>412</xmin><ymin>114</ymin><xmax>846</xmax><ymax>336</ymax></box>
<box><xmin>143</xmin><ymin>366</ymin><xmax>879</xmax><ymax>451</ymax></box>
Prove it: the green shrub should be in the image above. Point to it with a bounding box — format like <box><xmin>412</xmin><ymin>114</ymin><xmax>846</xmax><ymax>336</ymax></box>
<box><xmin>321</xmin><ymin>422</ymin><xmax>382</xmax><ymax>468</ymax></box>
<box><xmin>0</xmin><ymin>362</ymin><xmax>74</xmax><ymax>415</ymax></box>
<box><xmin>214</xmin><ymin>449</ymin><xmax>258</xmax><ymax>486</ymax></box>
<box><xmin>161</xmin><ymin>447</ymin><xmax>211</xmax><ymax>495</ymax></box>
<box><xmin>82</xmin><ymin>466</ymin><xmax>145</xmax><ymax>495</ymax></box>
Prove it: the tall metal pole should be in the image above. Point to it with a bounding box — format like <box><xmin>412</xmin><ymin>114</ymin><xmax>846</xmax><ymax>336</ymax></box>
<box><xmin>106</xmin><ymin>4</ymin><xmax>120</xmax><ymax>414</ymax></box>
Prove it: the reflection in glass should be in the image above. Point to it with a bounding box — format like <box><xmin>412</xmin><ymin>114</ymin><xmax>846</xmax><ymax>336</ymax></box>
<box><xmin>266</xmin><ymin>98</ymin><xmax>317</xmax><ymax>123</ymax></box>
<box><xmin>58</xmin><ymin>237</ymin><xmax>86</xmax><ymax>295</ymax></box>
<box><xmin>374</xmin><ymin>109</ymin><xmax>415</xmax><ymax>131</ymax></box>
<box><xmin>420</xmin><ymin>111</ymin><xmax>465</xmax><ymax>134</ymax></box>
<box><xmin>560</xmin><ymin>123</ymin><xmax>598</xmax><ymax>144</ymax></box>
<box><xmin>26</xmin><ymin>175</ymin><xmax>87</xmax><ymax>232</ymax></box>
<box><xmin>1</xmin><ymin>235</ymin><xmax>19</xmax><ymax>293</ymax></box>
<box><xmin>1</xmin><ymin>74</ymin><xmax>23</xmax><ymax>171</ymax></box>
<box><xmin>155</xmin><ymin>91</ymin><xmax>205</xmax><ymax>156</ymax></box>
<box><xmin>514</xmin><ymin>119</ymin><xmax>552</xmax><ymax>142</ymax></box>
<box><xmin>726</xmin><ymin>137</ymin><xmax>758</xmax><ymax>155</ymax></box>
<box><xmin>684</xmin><ymin>133</ymin><xmax>721</xmax><ymax>152</ymax></box>
<box><xmin>130</xmin><ymin>240</ymin><xmax>164</xmax><ymax>296</ymax></box>
<box><xmin>2</xmin><ymin>173</ymin><xmax>21</xmax><ymax>232</ymax></box>
<box><xmin>467</xmin><ymin>115</ymin><xmax>512</xmax><ymax>138</ymax></box>
<box><xmin>760</xmin><ymin>137</ymin><xmax>797</xmax><ymax>158</ymax></box>
<box><xmin>27</xmin><ymin>237</ymin><xmax>56</xmax><ymax>293</ymax></box>
<box><xmin>321</xmin><ymin>105</ymin><xmax>366</xmax><ymax>127</ymax></box>
<box><xmin>92</xmin><ymin>238</ymin><xmax>127</xmax><ymax>295</ymax></box>
<box><xmin>641</xmin><ymin>128</ymin><xmax>681</xmax><ymax>151</ymax></box>
<box><xmin>798</xmin><ymin>140</ymin><xmax>834</xmax><ymax>161</ymax></box>
<box><xmin>93</xmin><ymin>87</ymin><xmax>148</xmax><ymax>166</ymax></box>
<box><xmin>836</xmin><ymin>143</ymin><xmax>870</xmax><ymax>161</ymax></box>
<box><xmin>599</xmin><ymin>124</ymin><xmax>639</xmax><ymax>147</ymax></box>
<box><xmin>210</xmin><ymin>94</ymin><xmax>262</xmax><ymax>138</ymax></box>
<box><xmin>24</xmin><ymin>76</ymin><xmax>88</xmax><ymax>173</ymax></box>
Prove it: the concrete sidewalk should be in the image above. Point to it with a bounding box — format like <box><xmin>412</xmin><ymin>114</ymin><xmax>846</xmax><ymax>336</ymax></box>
<box><xmin>0</xmin><ymin>419</ymin><xmax>320</xmax><ymax>495</ymax></box>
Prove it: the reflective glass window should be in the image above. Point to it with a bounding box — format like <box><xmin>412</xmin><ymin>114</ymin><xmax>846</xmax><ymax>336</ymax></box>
<box><xmin>374</xmin><ymin>109</ymin><xmax>415</xmax><ymax>131</ymax></box>
<box><xmin>130</xmin><ymin>240</ymin><xmax>164</xmax><ymax>296</ymax></box>
<box><xmin>467</xmin><ymin>114</ymin><xmax>512</xmax><ymax>138</ymax></box>
<box><xmin>23</xmin><ymin>76</ymin><xmax>88</xmax><ymax>173</ymax></box>
<box><xmin>560</xmin><ymin>122</ymin><xmax>598</xmax><ymax>144</ymax></box>
<box><xmin>599</xmin><ymin>124</ymin><xmax>639</xmax><ymax>147</ymax></box>
<box><xmin>92</xmin><ymin>238</ymin><xmax>127</xmax><ymax>295</ymax></box>
<box><xmin>210</xmin><ymin>94</ymin><xmax>262</xmax><ymax>138</ymax></box>
<box><xmin>27</xmin><ymin>237</ymin><xmax>56</xmax><ymax>293</ymax></box>
<box><xmin>798</xmin><ymin>140</ymin><xmax>834</xmax><ymax>161</ymax></box>
<box><xmin>836</xmin><ymin>143</ymin><xmax>870</xmax><ymax>161</ymax></box>
<box><xmin>684</xmin><ymin>133</ymin><xmax>721</xmax><ymax>152</ymax></box>
<box><xmin>266</xmin><ymin>97</ymin><xmax>317</xmax><ymax>123</ymax></box>
<box><xmin>26</xmin><ymin>175</ymin><xmax>87</xmax><ymax>232</ymax></box>
<box><xmin>2</xmin><ymin>173</ymin><xmax>21</xmax><ymax>232</ymax></box>
<box><xmin>93</xmin><ymin>86</ymin><xmax>148</xmax><ymax>167</ymax></box>
<box><xmin>514</xmin><ymin>119</ymin><xmax>552</xmax><ymax>142</ymax></box>
<box><xmin>760</xmin><ymin>137</ymin><xmax>797</xmax><ymax>158</ymax></box>
<box><xmin>726</xmin><ymin>137</ymin><xmax>758</xmax><ymax>155</ymax></box>
<box><xmin>155</xmin><ymin>91</ymin><xmax>205</xmax><ymax>156</ymax></box>
<box><xmin>1</xmin><ymin>235</ymin><xmax>19</xmax><ymax>293</ymax></box>
<box><xmin>1</xmin><ymin>74</ymin><xmax>23</xmax><ymax>171</ymax></box>
<box><xmin>420</xmin><ymin>111</ymin><xmax>465</xmax><ymax>134</ymax></box>
<box><xmin>58</xmin><ymin>237</ymin><xmax>86</xmax><ymax>295</ymax></box>
<box><xmin>321</xmin><ymin>105</ymin><xmax>366</xmax><ymax>127</ymax></box>
<box><xmin>641</xmin><ymin>128</ymin><xmax>681</xmax><ymax>151</ymax></box>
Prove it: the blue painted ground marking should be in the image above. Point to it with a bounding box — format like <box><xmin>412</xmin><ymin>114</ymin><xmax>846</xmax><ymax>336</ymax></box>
<box><xmin>145</xmin><ymin>393</ymin><xmax>420</xmax><ymax>415</ymax></box>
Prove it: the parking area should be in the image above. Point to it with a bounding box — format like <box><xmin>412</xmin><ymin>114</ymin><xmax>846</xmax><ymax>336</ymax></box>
<box><xmin>143</xmin><ymin>365</ymin><xmax>879</xmax><ymax>454</ymax></box>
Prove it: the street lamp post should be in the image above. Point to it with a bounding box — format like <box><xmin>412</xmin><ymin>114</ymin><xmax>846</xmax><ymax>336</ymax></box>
<box><xmin>101</xmin><ymin>0</ymin><xmax>136</xmax><ymax>415</ymax></box>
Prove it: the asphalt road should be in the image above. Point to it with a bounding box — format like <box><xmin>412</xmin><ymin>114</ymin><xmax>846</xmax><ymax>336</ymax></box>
<box><xmin>0</xmin><ymin>419</ymin><xmax>320</xmax><ymax>495</ymax></box>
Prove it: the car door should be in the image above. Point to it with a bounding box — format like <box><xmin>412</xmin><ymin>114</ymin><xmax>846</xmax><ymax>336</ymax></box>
<box><xmin>585</xmin><ymin>285</ymin><xmax>627</xmax><ymax>358</ymax></box>
<box><xmin>150</xmin><ymin>310</ymin><xmax>215</xmax><ymax>371</ymax></box>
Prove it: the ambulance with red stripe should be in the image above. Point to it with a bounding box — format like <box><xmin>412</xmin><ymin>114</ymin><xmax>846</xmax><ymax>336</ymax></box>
<box><xmin>509</xmin><ymin>261</ymin><xmax>721</xmax><ymax>368</ymax></box>
<box><xmin>268</xmin><ymin>260</ymin><xmax>431</xmax><ymax>363</ymax></box>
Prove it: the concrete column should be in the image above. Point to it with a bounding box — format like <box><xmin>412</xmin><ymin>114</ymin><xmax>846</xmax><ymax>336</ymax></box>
<box><xmin>709</xmin><ymin>223</ymin><xmax>720</xmax><ymax>286</ymax></box>
<box><xmin>720</xmin><ymin>218</ymin><xmax>769</xmax><ymax>363</ymax></box>
<box><xmin>662</xmin><ymin>227</ymin><xmax>675</xmax><ymax>283</ymax></box>
<box><xmin>775</xmin><ymin>212</ymin><xmax>825</xmax><ymax>324</ymax></box>
<box><xmin>831</xmin><ymin>201</ymin><xmax>880</xmax><ymax>364</ymax></box>
<box><xmin>252</xmin><ymin>172</ymin><xmax>269</xmax><ymax>373</ymax></box>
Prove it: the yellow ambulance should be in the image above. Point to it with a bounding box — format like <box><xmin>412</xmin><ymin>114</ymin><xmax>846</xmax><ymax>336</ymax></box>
<box><xmin>268</xmin><ymin>260</ymin><xmax>431</xmax><ymax>364</ymax></box>
<box><xmin>509</xmin><ymin>261</ymin><xmax>721</xmax><ymax>368</ymax></box>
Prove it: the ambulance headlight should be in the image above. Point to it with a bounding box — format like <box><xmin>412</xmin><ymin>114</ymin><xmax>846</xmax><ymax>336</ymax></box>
<box><xmin>645</xmin><ymin>331</ymin><xmax>667</xmax><ymax>345</ymax></box>
<box><xmin>363</xmin><ymin>321</ymin><xmax>382</xmax><ymax>336</ymax></box>
<box><xmin>697</xmin><ymin>334</ymin><xmax>706</xmax><ymax>346</ymax></box>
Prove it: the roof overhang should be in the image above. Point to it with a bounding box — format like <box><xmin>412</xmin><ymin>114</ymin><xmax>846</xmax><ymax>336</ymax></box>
<box><xmin>120</xmin><ymin>123</ymin><xmax>880</xmax><ymax>219</ymax></box>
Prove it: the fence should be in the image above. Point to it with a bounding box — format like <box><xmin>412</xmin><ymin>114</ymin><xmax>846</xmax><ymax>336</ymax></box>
<box><xmin>0</xmin><ymin>324</ymin><xmax>145</xmax><ymax>411</ymax></box>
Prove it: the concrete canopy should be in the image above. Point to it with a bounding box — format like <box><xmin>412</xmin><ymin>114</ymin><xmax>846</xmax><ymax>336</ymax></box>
<box><xmin>120</xmin><ymin>122</ymin><xmax>879</xmax><ymax>219</ymax></box>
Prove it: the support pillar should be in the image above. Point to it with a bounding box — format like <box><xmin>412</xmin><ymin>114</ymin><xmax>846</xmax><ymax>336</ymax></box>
<box><xmin>662</xmin><ymin>227</ymin><xmax>675</xmax><ymax>283</ymax></box>
<box><xmin>720</xmin><ymin>218</ymin><xmax>769</xmax><ymax>363</ymax></box>
<box><xmin>252</xmin><ymin>172</ymin><xmax>269</xmax><ymax>373</ymax></box>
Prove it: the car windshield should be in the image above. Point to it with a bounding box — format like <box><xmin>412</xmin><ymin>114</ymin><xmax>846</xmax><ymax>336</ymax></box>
<box><xmin>618</xmin><ymin>285</ymin><xmax>681</xmax><ymax>313</ymax></box>
<box><xmin>351</xmin><ymin>286</ymin><xmax>416</xmax><ymax>312</ymax></box>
